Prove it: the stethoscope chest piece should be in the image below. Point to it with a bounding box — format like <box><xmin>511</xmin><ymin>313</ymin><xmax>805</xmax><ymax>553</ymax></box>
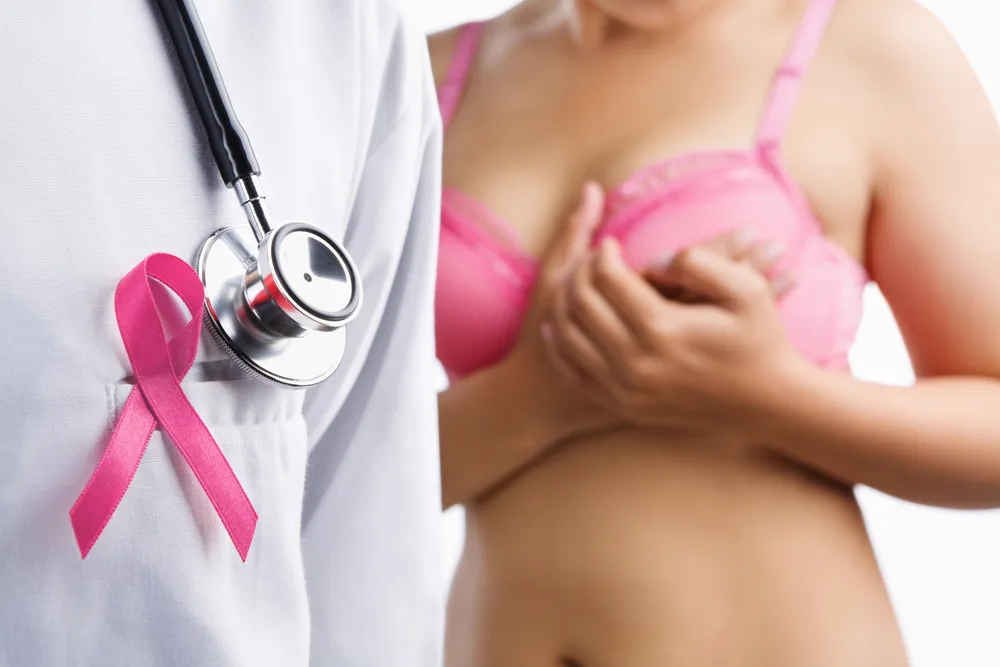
<box><xmin>154</xmin><ymin>0</ymin><xmax>364</xmax><ymax>388</ymax></box>
<box><xmin>198</xmin><ymin>222</ymin><xmax>361</xmax><ymax>388</ymax></box>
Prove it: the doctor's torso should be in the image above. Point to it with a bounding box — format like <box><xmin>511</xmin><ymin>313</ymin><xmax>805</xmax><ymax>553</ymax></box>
<box><xmin>0</xmin><ymin>2</ymin><xmax>416</xmax><ymax>666</ymax></box>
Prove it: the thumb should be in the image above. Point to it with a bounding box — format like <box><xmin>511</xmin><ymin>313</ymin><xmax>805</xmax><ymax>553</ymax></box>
<box><xmin>541</xmin><ymin>181</ymin><xmax>605</xmax><ymax>280</ymax></box>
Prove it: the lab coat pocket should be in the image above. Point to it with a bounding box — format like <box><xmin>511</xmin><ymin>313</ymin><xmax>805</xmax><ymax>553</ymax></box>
<box><xmin>106</xmin><ymin>377</ymin><xmax>308</xmax><ymax>561</ymax></box>
<box><xmin>100</xmin><ymin>377</ymin><xmax>312</xmax><ymax>665</ymax></box>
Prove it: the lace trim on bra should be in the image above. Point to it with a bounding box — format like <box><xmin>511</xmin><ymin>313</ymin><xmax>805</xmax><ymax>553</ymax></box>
<box><xmin>603</xmin><ymin>150</ymin><xmax>762</xmax><ymax>229</ymax></box>
<box><xmin>441</xmin><ymin>149</ymin><xmax>768</xmax><ymax>254</ymax></box>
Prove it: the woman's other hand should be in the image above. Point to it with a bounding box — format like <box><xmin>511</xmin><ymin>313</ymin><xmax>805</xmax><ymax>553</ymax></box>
<box><xmin>643</xmin><ymin>228</ymin><xmax>795</xmax><ymax>302</ymax></box>
<box><xmin>542</xmin><ymin>235</ymin><xmax>803</xmax><ymax>434</ymax></box>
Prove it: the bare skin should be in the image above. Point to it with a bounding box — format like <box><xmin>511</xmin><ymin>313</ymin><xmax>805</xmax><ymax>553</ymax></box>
<box><xmin>433</xmin><ymin>0</ymin><xmax>1000</xmax><ymax>665</ymax></box>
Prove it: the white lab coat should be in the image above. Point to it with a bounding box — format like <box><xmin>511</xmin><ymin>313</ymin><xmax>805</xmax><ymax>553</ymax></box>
<box><xmin>0</xmin><ymin>1</ymin><xmax>444</xmax><ymax>666</ymax></box>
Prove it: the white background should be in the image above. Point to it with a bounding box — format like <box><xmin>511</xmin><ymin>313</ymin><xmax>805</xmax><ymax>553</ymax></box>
<box><xmin>414</xmin><ymin>2</ymin><xmax>1000</xmax><ymax>664</ymax></box>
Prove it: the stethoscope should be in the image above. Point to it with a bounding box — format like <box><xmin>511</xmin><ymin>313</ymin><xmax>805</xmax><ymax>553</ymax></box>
<box><xmin>154</xmin><ymin>0</ymin><xmax>362</xmax><ymax>388</ymax></box>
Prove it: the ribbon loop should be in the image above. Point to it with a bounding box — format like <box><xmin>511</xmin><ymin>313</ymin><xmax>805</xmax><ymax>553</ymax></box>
<box><xmin>70</xmin><ymin>253</ymin><xmax>258</xmax><ymax>561</ymax></box>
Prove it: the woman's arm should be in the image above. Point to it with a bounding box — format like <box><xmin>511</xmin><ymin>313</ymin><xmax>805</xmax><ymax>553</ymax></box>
<box><xmin>542</xmin><ymin>1</ymin><xmax>1000</xmax><ymax>509</ymax></box>
<box><xmin>439</xmin><ymin>359</ymin><xmax>584</xmax><ymax>509</ymax></box>
<box><xmin>755</xmin><ymin>3</ymin><xmax>1000</xmax><ymax>509</ymax></box>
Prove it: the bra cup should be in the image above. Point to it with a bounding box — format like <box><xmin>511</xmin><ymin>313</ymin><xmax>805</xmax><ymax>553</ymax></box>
<box><xmin>782</xmin><ymin>235</ymin><xmax>866</xmax><ymax>370</ymax></box>
<box><xmin>435</xmin><ymin>206</ymin><xmax>534</xmax><ymax>379</ymax></box>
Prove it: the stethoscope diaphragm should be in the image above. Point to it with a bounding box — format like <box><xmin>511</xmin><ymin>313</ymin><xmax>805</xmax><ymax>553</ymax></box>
<box><xmin>156</xmin><ymin>0</ymin><xmax>362</xmax><ymax>387</ymax></box>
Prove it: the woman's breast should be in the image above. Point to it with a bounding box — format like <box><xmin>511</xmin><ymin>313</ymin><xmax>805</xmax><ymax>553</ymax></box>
<box><xmin>449</xmin><ymin>430</ymin><xmax>907</xmax><ymax>667</ymax></box>
<box><xmin>435</xmin><ymin>198</ymin><xmax>536</xmax><ymax>379</ymax></box>
<box><xmin>601</xmin><ymin>166</ymin><xmax>869</xmax><ymax>370</ymax></box>
<box><xmin>436</xmin><ymin>167</ymin><xmax>868</xmax><ymax>380</ymax></box>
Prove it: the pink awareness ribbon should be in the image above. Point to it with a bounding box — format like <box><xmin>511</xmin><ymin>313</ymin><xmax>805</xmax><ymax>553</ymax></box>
<box><xmin>70</xmin><ymin>253</ymin><xmax>258</xmax><ymax>561</ymax></box>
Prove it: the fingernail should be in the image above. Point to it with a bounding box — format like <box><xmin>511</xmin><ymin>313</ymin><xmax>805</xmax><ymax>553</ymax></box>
<box><xmin>649</xmin><ymin>251</ymin><xmax>675</xmax><ymax>270</ymax></box>
<box><xmin>602</xmin><ymin>238</ymin><xmax>625</xmax><ymax>263</ymax></box>
<box><xmin>761</xmin><ymin>241</ymin><xmax>785</xmax><ymax>263</ymax></box>
<box><xmin>772</xmin><ymin>272</ymin><xmax>796</xmax><ymax>296</ymax></box>
<box><xmin>734</xmin><ymin>227</ymin><xmax>757</xmax><ymax>249</ymax></box>
<box><xmin>594</xmin><ymin>236</ymin><xmax>613</xmax><ymax>255</ymax></box>
<box><xmin>541</xmin><ymin>322</ymin><xmax>553</xmax><ymax>341</ymax></box>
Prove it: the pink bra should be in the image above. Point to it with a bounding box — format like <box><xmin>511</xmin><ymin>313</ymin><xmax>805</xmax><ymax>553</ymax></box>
<box><xmin>435</xmin><ymin>0</ymin><xmax>867</xmax><ymax>380</ymax></box>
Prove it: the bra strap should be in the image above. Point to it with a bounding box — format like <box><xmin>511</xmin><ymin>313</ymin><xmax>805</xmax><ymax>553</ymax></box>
<box><xmin>437</xmin><ymin>22</ymin><xmax>487</xmax><ymax>131</ymax></box>
<box><xmin>755</xmin><ymin>0</ymin><xmax>839</xmax><ymax>151</ymax></box>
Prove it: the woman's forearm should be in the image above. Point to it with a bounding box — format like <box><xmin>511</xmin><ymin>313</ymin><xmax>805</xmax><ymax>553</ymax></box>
<box><xmin>439</xmin><ymin>360</ymin><xmax>574</xmax><ymax>509</ymax></box>
<box><xmin>760</xmin><ymin>361</ymin><xmax>1000</xmax><ymax>509</ymax></box>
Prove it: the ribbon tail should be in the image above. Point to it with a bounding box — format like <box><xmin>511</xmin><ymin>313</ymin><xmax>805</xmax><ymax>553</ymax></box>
<box><xmin>70</xmin><ymin>389</ymin><xmax>157</xmax><ymax>559</ymax></box>
<box><xmin>143</xmin><ymin>376</ymin><xmax>259</xmax><ymax>561</ymax></box>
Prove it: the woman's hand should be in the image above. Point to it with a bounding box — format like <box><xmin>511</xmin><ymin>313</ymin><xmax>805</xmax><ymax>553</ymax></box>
<box><xmin>498</xmin><ymin>182</ymin><xmax>624</xmax><ymax>439</ymax></box>
<box><xmin>542</xmin><ymin>236</ymin><xmax>805</xmax><ymax>433</ymax></box>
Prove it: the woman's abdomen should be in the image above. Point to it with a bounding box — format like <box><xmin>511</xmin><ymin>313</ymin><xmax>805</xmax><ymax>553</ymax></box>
<box><xmin>445</xmin><ymin>430</ymin><xmax>908</xmax><ymax>667</ymax></box>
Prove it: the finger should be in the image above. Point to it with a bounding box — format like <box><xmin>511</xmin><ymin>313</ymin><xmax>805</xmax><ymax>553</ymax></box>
<box><xmin>649</xmin><ymin>246</ymin><xmax>794</xmax><ymax>300</ymax></box>
<box><xmin>589</xmin><ymin>237</ymin><xmax>688</xmax><ymax>340</ymax></box>
<box><xmin>540</xmin><ymin>322</ymin><xmax>585</xmax><ymax>383</ymax></box>
<box><xmin>540</xmin><ymin>323</ymin><xmax>615</xmax><ymax>410</ymax></box>
<box><xmin>550</xmin><ymin>280</ymin><xmax>616</xmax><ymax>380</ymax></box>
<box><xmin>564</xmin><ymin>259</ymin><xmax>636</xmax><ymax>363</ymax></box>
<box><xmin>745</xmin><ymin>241</ymin><xmax>797</xmax><ymax>298</ymax></box>
<box><xmin>668</xmin><ymin>246</ymin><xmax>771</xmax><ymax>309</ymax></box>
<box><xmin>749</xmin><ymin>241</ymin><xmax>795</xmax><ymax>299</ymax></box>
<box><xmin>540</xmin><ymin>181</ymin><xmax>605</xmax><ymax>281</ymax></box>
<box><xmin>644</xmin><ymin>229</ymin><xmax>772</xmax><ymax>301</ymax></box>
<box><xmin>771</xmin><ymin>271</ymin><xmax>797</xmax><ymax>298</ymax></box>
<box><xmin>746</xmin><ymin>239</ymin><xmax>786</xmax><ymax>277</ymax></box>
<box><xmin>707</xmin><ymin>227</ymin><xmax>759</xmax><ymax>262</ymax></box>
<box><xmin>543</xmin><ymin>308</ymin><xmax>615</xmax><ymax>383</ymax></box>
<box><xmin>645</xmin><ymin>229</ymin><xmax>784</xmax><ymax>281</ymax></box>
<box><xmin>644</xmin><ymin>227</ymin><xmax>757</xmax><ymax>276</ymax></box>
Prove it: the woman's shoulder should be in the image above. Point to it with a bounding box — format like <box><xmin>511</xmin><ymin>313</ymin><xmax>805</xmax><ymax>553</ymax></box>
<box><xmin>834</xmin><ymin>0</ymin><xmax>970</xmax><ymax>91</ymax></box>
<box><xmin>829</xmin><ymin>0</ymin><xmax>985</xmax><ymax>153</ymax></box>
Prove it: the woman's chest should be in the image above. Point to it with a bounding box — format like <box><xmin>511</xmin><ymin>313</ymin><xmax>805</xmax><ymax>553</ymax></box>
<box><xmin>441</xmin><ymin>41</ymin><xmax>872</xmax><ymax>262</ymax></box>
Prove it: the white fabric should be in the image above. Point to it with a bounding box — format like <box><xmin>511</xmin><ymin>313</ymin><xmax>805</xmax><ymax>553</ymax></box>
<box><xmin>0</xmin><ymin>1</ymin><xmax>444</xmax><ymax>666</ymax></box>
